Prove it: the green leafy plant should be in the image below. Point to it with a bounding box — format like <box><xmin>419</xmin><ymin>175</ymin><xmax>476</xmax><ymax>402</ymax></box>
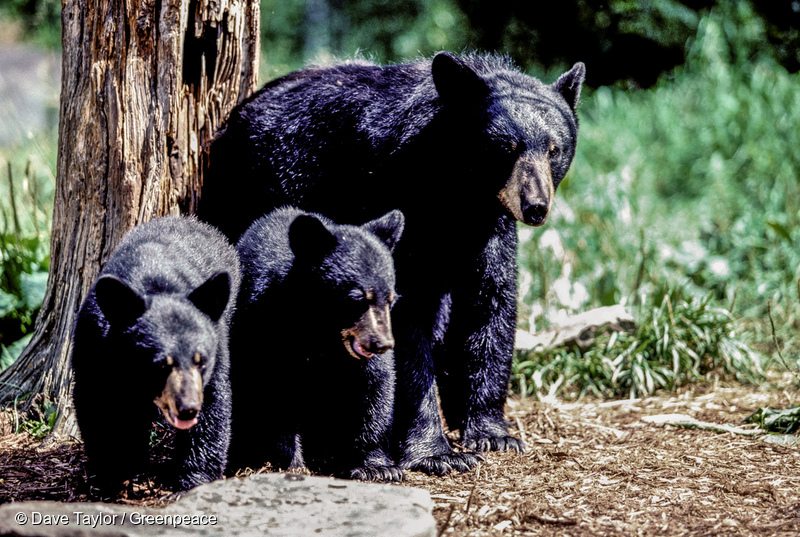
<box><xmin>16</xmin><ymin>399</ymin><xmax>58</xmax><ymax>439</ymax></box>
<box><xmin>513</xmin><ymin>286</ymin><xmax>763</xmax><ymax>399</ymax></box>
<box><xmin>746</xmin><ymin>407</ymin><xmax>800</xmax><ymax>434</ymax></box>
<box><xmin>0</xmin><ymin>160</ymin><xmax>51</xmax><ymax>372</ymax></box>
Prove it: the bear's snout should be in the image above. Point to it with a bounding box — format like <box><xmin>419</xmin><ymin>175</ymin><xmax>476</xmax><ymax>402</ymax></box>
<box><xmin>177</xmin><ymin>402</ymin><xmax>200</xmax><ymax>422</ymax></box>
<box><xmin>521</xmin><ymin>198</ymin><xmax>549</xmax><ymax>226</ymax></box>
<box><xmin>499</xmin><ymin>152</ymin><xmax>554</xmax><ymax>226</ymax></box>
<box><xmin>360</xmin><ymin>332</ymin><xmax>395</xmax><ymax>356</ymax></box>
<box><xmin>154</xmin><ymin>366</ymin><xmax>204</xmax><ymax>430</ymax></box>
<box><xmin>368</xmin><ymin>336</ymin><xmax>394</xmax><ymax>354</ymax></box>
<box><xmin>342</xmin><ymin>304</ymin><xmax>395</xmax><ymax>360</ymax></box>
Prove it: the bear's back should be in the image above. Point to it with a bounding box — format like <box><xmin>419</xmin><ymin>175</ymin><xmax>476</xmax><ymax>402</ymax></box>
<box><xmin>235</xmin><ymin>206</ymin><xmax>301</xmax><ymax>300</ymax></box>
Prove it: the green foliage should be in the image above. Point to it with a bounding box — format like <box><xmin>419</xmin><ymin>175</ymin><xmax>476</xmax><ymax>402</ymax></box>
<box><xmin>14</xmin><ymin>398</ymin><xmax>57</xmax><ymax>439</ymax></box>
<box><xmin>0</xmin><ymin>333</ymin><xmax>31</xmax><ymax>372</ymax></box>
<box><xmin>0</xmin><ymin>0</ymin><xmax>60</xmax><ymax>48</ymax></box>
<box><xmin>0</xmin><ymin>159</ymin><xmax>52</xmax><ymax>372</ymax></box>
<box><xmin>259</xmin><ymin>0</ymin><xmax>469</xmax><ymax>79</ymax></box>
<box><xmin>514</xmin><ymin>286</ymin><xmax>762</xmax><ymax>399</ymax></box>
<box><xmin>747</xmin><ymin>407</ymin><xmax>800</xmax><ymax>434</ymax></box>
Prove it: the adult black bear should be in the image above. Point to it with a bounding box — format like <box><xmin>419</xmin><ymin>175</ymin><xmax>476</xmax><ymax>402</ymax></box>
<box><xmin>199</xmin><ymin>52</ymin><xmax>585</xmax><ymax>475</ymax></box>
<box><xmin>71</xmin><ymin>217</ymin><xmax>240</xmax><ymax>495</ymax></box>
<box><xmin>228</xmin><ymin>207</ymin><xmax>404</xmax><ymax>481</ymax></box>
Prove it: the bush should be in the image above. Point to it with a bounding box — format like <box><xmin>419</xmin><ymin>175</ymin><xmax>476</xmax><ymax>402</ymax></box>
<box><xmin>514</xmin><ymin>286</ymin><xmax>763</xmax><ymax>399</ymax></box>
<box><xmin>0</xmin><ymin>161</ymin><xmax>51</xmax><ymax>372</ymax></box>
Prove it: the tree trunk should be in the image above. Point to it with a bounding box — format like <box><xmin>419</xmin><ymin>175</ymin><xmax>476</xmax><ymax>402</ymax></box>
<box><xmin>0</xmin><ymin>0</ymin><xmax>259</xmax><ymax>437</ymax></box>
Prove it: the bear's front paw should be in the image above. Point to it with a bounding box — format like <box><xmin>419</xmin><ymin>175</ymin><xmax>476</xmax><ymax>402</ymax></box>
<box><xmin>462</xmin><ymin>432</ymin><xmax>525</xmax><ymax>453</ymax></box>
<box><xmin>348</xmin><ymin>465</ymin><xmax>405</xmax><ymax>482</ymax></box>
<box><xmin>404</xmin><ymin>452</ymin><xmax>481</xmax><ymax>476</ymax></box>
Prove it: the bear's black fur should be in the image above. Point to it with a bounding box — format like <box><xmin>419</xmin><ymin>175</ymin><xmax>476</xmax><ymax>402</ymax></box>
<box><xmin>198</xmin><ymin>52</ymin><xmax>585</xmax><ymax>475</ymax></box>
<box><xmin>228</xmin><ymin>207</ymin><xmax>404</xmax><ymax>482</ymax></box>
<box><xmin>71</xmin><ymin>216</ymin><xmax>240</xmax><ymax>495</ymax></box>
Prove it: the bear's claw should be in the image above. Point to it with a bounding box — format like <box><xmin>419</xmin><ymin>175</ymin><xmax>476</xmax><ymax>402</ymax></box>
<box><xmin>405</xmin><ymin>452</ymin><xmax>481</xmax><ymax>476</ymax></box>
<box><xmin>463</xmin><ymin>434</ymin><xmax>525</xmax><ymax>453</ymax></box>
<box><xmin>349</xmin><ymin>465</ymin><xmax>405</xmax><ymax>482</ymax></box>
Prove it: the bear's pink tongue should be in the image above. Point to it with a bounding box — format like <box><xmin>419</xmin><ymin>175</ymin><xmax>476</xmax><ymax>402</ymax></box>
<box><xmin>172</xmin><ymin>416</ymin><xmax>198</xmax><ymax>430</ymax></box>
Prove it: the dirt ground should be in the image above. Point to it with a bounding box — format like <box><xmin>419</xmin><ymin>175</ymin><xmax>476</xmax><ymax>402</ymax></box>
<box><xmin>1</xmin><ymin>380</ymin><xmax>799</xmax><ymax>536</ymax></box>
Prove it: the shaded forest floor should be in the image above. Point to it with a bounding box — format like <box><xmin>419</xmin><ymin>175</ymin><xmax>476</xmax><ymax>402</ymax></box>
<box><xmin>1</xmin><ymin>380</ymin><xmax>799</xmax><ymax>536</ymax></box>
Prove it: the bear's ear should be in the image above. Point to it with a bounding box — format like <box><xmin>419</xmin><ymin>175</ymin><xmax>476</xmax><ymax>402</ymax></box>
<box><xmin>432</xmin><ymin>52</ymin><xmax>489</xmax><ymax>106</ymax></box>
<box><xmin>363</xmin><ymin>210</ymin><xmax>405</xmax><ymax>252</ymax></box>
<box><xmin>288</xmin><ymin>214</ymin><xmax>337</xmax><ymax>261</ymax></box>
<box><xmin>552</xmin><ymin>62</ymin><xmax>586</xmax><ymax>113</ymax></box>
<box><xmin>187</xmin><ymin>271</ymin><xmax>231</xmax><ymax>323</ymax></box>
<box><xmin>94</xmin><ymin>275</ymin><xmax>147</xmax><ymax>327</ymax></box>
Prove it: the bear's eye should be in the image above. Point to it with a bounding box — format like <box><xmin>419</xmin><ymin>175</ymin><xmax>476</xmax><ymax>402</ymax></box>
<box><xmin>161</xmin><ymin>356</ymin><xmax>175</xmax><ymax>369</ymax></box>
<box><xmin>347</xmin><ymin>288</ymin><xmax>365</xmax><ymax>303</ymax></box>
<box><xmin>193</xmin><ymin>353</ymin><xmax>205</xmax><ymax>368</ymax></box>
<box><xmin>548</xmin><ymin>144</ymin><xmax>561</xmax><ymax>159</ymax></box>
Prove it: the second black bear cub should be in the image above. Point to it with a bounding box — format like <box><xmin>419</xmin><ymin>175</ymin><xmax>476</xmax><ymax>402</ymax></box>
<box><xmin>229</xmin><ymin>207</ymin><xmax>404</xmax><ymax>481</ymax></box>
<box><xmin>72</xmin><ymin>217</ymin><xmax>240</xmax><ymax>495</ymax></box>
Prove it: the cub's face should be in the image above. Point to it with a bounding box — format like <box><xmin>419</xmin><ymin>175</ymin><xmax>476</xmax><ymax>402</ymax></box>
<box><xmin>334</xmin><ymin>282</ymin><xmax>399</xmax><ymax>360</ymax></box>
<box><xmin>136</xmin><ymin>299</ymin><xmax>219</xmax><ymax>430</ymax></box>
<box><xmin>93</xmin><ymin>272</ymin><xmax>231</xmax><ymax>430</ymax></box>
<box><xmin>288</xmin><ymin>210</ymin><xmax>405</xmax><ymax>360</ymax></box>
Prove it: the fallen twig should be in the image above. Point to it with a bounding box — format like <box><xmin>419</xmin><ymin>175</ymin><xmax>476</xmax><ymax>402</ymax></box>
<box><xmin>642</xmin><ymin>414</ymin><xmax>762</xmax><ymax>436</ymax></box>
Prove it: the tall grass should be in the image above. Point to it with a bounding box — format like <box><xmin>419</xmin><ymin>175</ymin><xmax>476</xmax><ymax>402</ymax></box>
<box><xmin>515</xmin><ymin>4</ymin><xmax>798</xmax><ymax>398</ymax></box>
<box><xmin>514</xmin><ymin>286</ymin><xmax>763</xmax><ymax>399</ymax></box>
<box><xmin>0</xmin><ymin>148</ymin><xmax>54</xmax><ymax>372</ymax></box>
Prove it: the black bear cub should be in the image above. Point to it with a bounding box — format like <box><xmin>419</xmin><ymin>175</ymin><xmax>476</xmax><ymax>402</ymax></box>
<box><xmin>71</xmin><ymin>216</ymin><xmax>240</xmax><ymax>495</ymax></box>
<box><xmin>229</xmin><ymin>207</ymin><xmax>404</xmax><ymax>482</ymax></box>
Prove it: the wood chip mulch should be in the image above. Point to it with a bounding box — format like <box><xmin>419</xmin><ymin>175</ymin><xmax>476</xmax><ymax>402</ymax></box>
<box><xmin>1</xmin><ymin>380</ymin><xmax>799</xmax><ymax>536</ymax></box>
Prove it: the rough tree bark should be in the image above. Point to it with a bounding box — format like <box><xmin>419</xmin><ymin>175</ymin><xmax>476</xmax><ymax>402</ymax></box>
<box><xmin>0</xmin><ymin>0</ymin><xmax>259</xmax><ymax>436</ymax></box>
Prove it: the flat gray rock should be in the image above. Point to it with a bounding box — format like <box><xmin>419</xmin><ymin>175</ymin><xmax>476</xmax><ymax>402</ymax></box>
<box><xmin>0</xmin><ymin>473</ymin><xmax>435</xmax><ymax>537</ymax></box>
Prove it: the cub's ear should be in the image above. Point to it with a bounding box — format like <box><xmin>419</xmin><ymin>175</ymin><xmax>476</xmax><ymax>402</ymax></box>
<box><xmin>363</xmin><ymin>210</ymin><xmax>405</xmax><ymax>252</ymax></box>
<box><xmin>553</xmin><ymin>62</ymin><xmax>586</xmax><ymax>113</ymax></box>
<box><xmin>187</xmin><ymin>272</ymin><xmax>231</xmax><ymax>323</ymax></box>
<box><xmin>94</xmin><ymin>275</ymin><xmax>147</xmax><ymax>327</ymax></box>
<box><xmin>288</xmin><ymin>214</ymin><xmax>337</xmax><ymax>261</ymax></box>
<box><xmin>431</xmin><ymin>52</ymin><xmax>490</xmax><ymax>106</ymax></box>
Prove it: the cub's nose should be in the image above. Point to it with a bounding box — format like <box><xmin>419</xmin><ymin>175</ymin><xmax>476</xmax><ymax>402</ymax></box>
<box><xmin>521</xmin><ymin>200</ymin><xmax>549</xmax><ymax>226</ymax></box>
<box><xmin>367</xmin><ymin>336</ymin><xmax>395</xmax><ymax>355</ymax></box>
<box><xmin>177</xmin><ymin>406</ymin><xmax>199</xmax><ymax>421</ymax></box>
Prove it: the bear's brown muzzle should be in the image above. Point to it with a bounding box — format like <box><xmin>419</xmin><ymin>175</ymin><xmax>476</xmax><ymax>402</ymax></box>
<box><xmin>154</xmin><ymin>364</ymin><xmax>203</xmax><ymax>430</ymax></box>
<box><xmin>498</xmin><ymin>152</ymin><xmax>554</xmax><ymax>226</ymax></box>
<box><xmin>342</xmin><ymin>304</ymin><xmax>394</xmax><ymax>360</ymax></box>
